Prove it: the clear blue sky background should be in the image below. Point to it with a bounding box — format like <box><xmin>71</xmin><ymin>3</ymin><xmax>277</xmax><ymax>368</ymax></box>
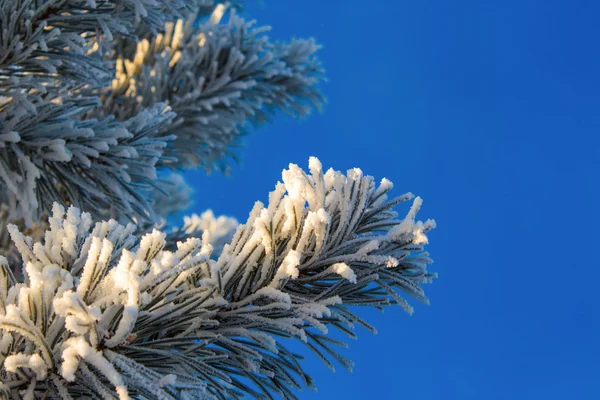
<box><xmin>184</xmin><ymin>1</ymin><xmax>599</xmax><ymax>399</ymax></box>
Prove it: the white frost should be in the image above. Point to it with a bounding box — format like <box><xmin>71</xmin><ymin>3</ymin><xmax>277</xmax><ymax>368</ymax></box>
<box><xmin>330</xmin><ymin>262</ymin><xmax>357</xmax><ymax>284</ymax></box>
<box><xmin>4</xmin><ymin>353</ymin><xmax>48</xmax><ymax>379</ymax></box>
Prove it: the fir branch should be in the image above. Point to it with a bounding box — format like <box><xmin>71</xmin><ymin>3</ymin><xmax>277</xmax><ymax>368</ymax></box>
<box><xmin>0</xmin><ymin>158</ymin><xmax>436</xmax><ymax>399</ymax></box>
<box><xmin>0</xmin><ymin>91</ymin><xmax>176</xmax><ymax>225</ymax></box>
<box><xmin>0</xmin><ymin>205</ymin><xmax>48</xmax><ymax>281</ymax></box>
<box><xmin>101</xmin><ymin>10</ymin><xmax>325</xmax><ymax>172</ymax></box>
<box><xmin>0</xmin><ymin>2</ymin><xmax>326</xmax><ymax>228</ymax></box>
<box><xmin>0</xmin><ymin>0</ymin><xmax>212</xmax><ymax>84</ymax></box>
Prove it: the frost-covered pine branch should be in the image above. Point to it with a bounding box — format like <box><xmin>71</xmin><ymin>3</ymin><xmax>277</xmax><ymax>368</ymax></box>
<box><xmin>174</xmin><ymin>209</ymin><xmax>238</xmax><ymax>258</ymax></box>
<box><xmin>0</xmin><ymin>158</ymin><xmax>436</xmax><ymax>399</ymax></box>
<box><xmin>0</xmin><ymin>96</ymin><xmax>176</xmax><ymax>225</ymax></box>
<box><xmin>101</xmin><ymin>8</ymin><xmax>325</xmax><ymax>171</ymax></box>
<box><xmin>137</xmin><ymin>207</ymin><xmax>239</xmax><ymax>260</ymax></box>
<box><xmin>0</xmin><ymin>2</ymin><xmax>324</xmax><ymax>226</ymax></box>
<box><xmin>0</xmin><ymin>205</ymin><xmax>48</xmax><ymax>281</ymax></box>
<box><xmin>0</xmin><ymin>0</ymin><xmax>212</xmax><ymax>85</ymax></box>
<box><xmin>0</xmin><ymin>0</ymin><xmax>202</xmax><ymax>224</ymax></box>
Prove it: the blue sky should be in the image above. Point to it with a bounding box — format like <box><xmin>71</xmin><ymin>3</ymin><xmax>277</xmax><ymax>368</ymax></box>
<box><xmin>185</xmin><ymin>1</ymin><xmax>599</xmax><ymax>398</ymax></box>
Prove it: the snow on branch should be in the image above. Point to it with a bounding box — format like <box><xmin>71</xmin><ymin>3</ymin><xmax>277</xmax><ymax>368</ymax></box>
<box><xmin>0</xmin><ymin>0</ymin><xmax>213</xmax><ymax>87</ymax></box>
<box><xmin>0</xmin><ymin>158</ymin><xmax>435</xmax><ymax>399</ymax></box>
<box><xmin>0</xmin><ymin>2</ymin><xmax>326</xmax><ymax>228</ymax></box>
<box><xmin>0</xmin><ymin>94</ymin><xmax>175</xmax><ymax>225</ymax></box>
<box><xmin>101</xmin><ymin>9</ymin><xmax>326</xmax><ymax>171</ymax></box>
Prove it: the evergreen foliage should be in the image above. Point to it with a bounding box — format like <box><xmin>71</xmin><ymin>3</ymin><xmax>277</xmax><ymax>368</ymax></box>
<box><xmin>0</xmin><ymin>158</ymin><xmax>436</xmax><ymax>399</ymax></box>
<box><xmin>0</xmin><ymin>2</ymin><xmax>437</xmax><ymax>398</ymax></box>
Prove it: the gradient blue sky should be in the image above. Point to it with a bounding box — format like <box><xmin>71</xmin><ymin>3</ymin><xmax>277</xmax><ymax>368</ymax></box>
<box><xmin>184</xmin><ymin>1</ymin><xmax>599</xmax><ymax>398</ymax></box>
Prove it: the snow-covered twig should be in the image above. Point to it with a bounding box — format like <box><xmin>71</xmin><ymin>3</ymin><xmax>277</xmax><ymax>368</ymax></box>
<box><xmin>102</xmin><ymin>10</ymin><xmax>325</xmax><ymax>172</ymax></box>
<box><xmin>0</xmin><ymin>158</ymin><xmax>436</xmax><ymax>399</ymax></box>
<box><xmin>0</xmin><ymin>3</ymin><xmax>325</xmax><ymax>225</ymax></box>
